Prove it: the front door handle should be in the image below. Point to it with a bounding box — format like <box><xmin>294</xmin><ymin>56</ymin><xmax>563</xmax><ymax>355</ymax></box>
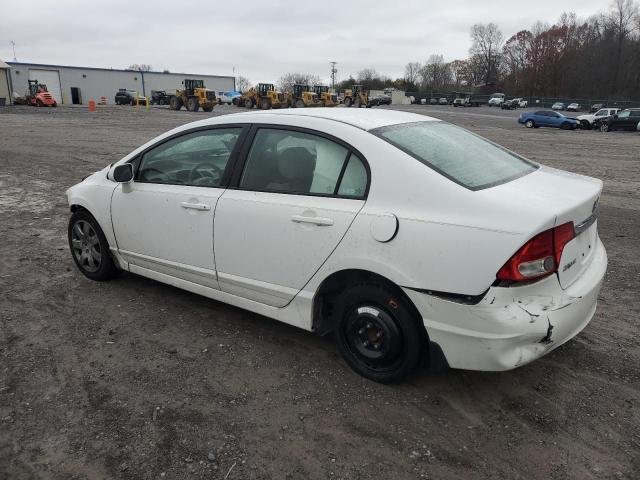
<box><xmin>181</xmin><ymin>202</ymin><xmax>211</xmax><ymax>211</ymax></box>
<box><xmin>291</xmin><ymin>215</ymin><xmax>334</xmax><ymax>226</ymax></box>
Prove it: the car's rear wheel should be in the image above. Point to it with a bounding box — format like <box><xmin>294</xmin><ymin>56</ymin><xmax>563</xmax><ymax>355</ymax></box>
<box><xmin>333</xmin><ymin>283</ymin><xmax>424</xmax><ymax>383</ymax></box>
<box><xmin>68</xmin><ymin>210</ymin><xmax>118</xmax><ymax>281</ymax></box>
<box><xmin>525</xmin><ymin>119</ymin><xmax>535</xmax><ymax>128</ymax></box>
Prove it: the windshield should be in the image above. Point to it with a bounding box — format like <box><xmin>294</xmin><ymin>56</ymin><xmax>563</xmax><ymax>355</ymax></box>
<box><xmin>371</xmin><ymin>122</ymin><xmax>538</xmax><ymax>190</ymax></box>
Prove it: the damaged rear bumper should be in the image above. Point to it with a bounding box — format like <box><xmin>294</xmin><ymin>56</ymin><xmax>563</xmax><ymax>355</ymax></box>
<box><xmin>404</xmin><ymin>237</ymin><xmax>607</xmax><ymax>371</ymax></box>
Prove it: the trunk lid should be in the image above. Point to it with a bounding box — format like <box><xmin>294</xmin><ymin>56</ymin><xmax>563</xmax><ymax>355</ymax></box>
<box><xmin>488</xmin><ymin>166</ymin><xmax>602</xmax><ymax>289</ymax></box>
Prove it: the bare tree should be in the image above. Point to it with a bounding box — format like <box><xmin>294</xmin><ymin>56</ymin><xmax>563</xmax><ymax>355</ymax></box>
<box><xmin>277</xmin><ymin>73</ymin><xmax>321</xmax><ymax>92</ymax></box>
<box><xmin>236</xmin><ymin>75</ymin><xmax>251</xmax><ymax>92</ymax></box>
<box><xmin>127</xmin><ymin>64</ymin><xmax>152</xmax><ymax>72</ymax></box>
<box><xmin>404</xmin><ymin>62</ymin><xmax>421</xmax><ymax>86</ymax></box>
<box><xmin>420</xmin><ymin>55</ymin><xmax>452</xmax><ymax>89</ymax></box>
<box><xmin>469</xmin><ymin>23</ymin><xmax>504</xmax><ymax>85</ymax></box>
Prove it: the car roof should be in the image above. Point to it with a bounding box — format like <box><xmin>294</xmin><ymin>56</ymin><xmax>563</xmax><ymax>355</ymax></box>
<box><xmin>200</xmin><ymin>108</ymin><xmax>440</xmax><ymax>131</ymax></box>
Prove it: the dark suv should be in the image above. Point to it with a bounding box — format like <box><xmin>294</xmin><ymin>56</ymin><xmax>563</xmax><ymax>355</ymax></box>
<box><xmin>115</xmin><ymin>89</ymin><xmax>143</xmax><ymax>105</ymax></box>
<box><xmin>599</xmin><ymin>108</ymin><xmax>640</xmax><ymax>132</ymax></box>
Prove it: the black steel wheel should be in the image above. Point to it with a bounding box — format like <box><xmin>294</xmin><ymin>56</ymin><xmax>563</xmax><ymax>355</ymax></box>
<box><xmin>333</xmin><ymin>283</ymin><xmax>424</xmax><ymax>383</ymax></box>
<box><xmin>169</xmin><ymin>96</ymin><xmax>182</xmax><ymax>110</ymax></box>
<box><xmin>68</xmin><ymin>209</ymin><xmax>118</xmax><ymax>281</ymax></box>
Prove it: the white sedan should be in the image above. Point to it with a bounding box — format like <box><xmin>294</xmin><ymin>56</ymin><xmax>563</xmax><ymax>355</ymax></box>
<box><xmin>66</xmin><ymin>109</ymin><xmax>607</xmax><ymax>383</ymax></box>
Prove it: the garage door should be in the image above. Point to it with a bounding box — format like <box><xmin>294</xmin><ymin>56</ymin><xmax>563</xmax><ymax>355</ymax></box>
<box><xmin>28</xmin><ymin>69</ymin><xmax>63</xmax><ymax>104</ymax></box>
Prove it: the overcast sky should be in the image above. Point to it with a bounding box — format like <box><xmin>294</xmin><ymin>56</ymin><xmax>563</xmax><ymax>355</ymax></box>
<box><xmin>0</xmin><ymin>0</ymin><xmax>609</xmax><ymax>85</ymax></box>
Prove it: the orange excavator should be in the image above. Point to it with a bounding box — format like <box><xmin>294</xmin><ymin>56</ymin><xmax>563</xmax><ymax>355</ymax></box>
<box><xmin>16</xmin><ymin>80</ymin><xmax>58</xmax><ymax>107</ymax></box>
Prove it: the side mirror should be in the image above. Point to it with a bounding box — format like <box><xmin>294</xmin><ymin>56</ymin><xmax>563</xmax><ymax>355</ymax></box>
<box><xmin>113</xmin><ymin>163</ymin><xmax>133</xmax><ymax>183</ymax></box>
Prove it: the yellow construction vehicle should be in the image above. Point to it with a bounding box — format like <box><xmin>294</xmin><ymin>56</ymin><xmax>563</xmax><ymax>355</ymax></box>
<box><xmin>290</xmin><ymin>84</ymin><xmax>321</xmax><ymax>108</ymax></box>
<box><xmin>313</xmin><ymin>85</ymin><xmax>338</xmax><ymax>107</ymax></box>
<box><xmin>238</xmin><ymin>83</ymin><xmax>287</xmax><ymax>109</ymax></box>
<box><xmin>343</xmin><ymin>85</ymin><xmax>370</xmax><ymax>108</ymax></box>
<box><xmin>169</xmin><ymin>79</ymin><xmax>218</xmax><ymax>112</ymax></box>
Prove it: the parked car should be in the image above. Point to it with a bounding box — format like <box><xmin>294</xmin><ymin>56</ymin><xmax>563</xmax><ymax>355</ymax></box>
<box><xmin>114</xmin><ymin>89</ymin><xmax>147</xmax><ymax>105</ymax></box>
<box><xmin>566</xmin><ymin>103</ymin><xmax>581</xmax><ymax>112</ymax></box>
<box><xmin>429</xmin><ymin>98</ymin><xmax>438</xmax><ymax>105</ymax></box>
<box><xmin>518</xmin><ymin>110</ymin><xmax>579</xmax><ymax>129</ymax></box>
<box><xmin>551</xmin><ymin>102</ymin><xmax>565</xmax><ymax>111</ymax></box>
<box><xmin>66</xmin><ymin>109</ymin><xmax>606</xmax><ymax>383</ymax></box>
<box><xmin>577</xmin><ymin>108</ymin><xmax>620</xmax><ymax>129</ymax></box>
<box><xmin>369</xmin><ymin>94</ymin><xmax>391</xmax><ymax>107</ymax></box>
<box><xmin>518</xmin><ymin>99</ymin><xmax>528</xmax><ymax>108</ymax></box>
<box><xmin>590</xmin><ymin>103</ymin><xmax>605</xmax><ymax>113</ymax></box>
<box><xmin>488</xmin><ymin>93</ymin><xmax>505</xmax><ymax>107</ymax></box>
<box><xmin>501</xmin><ymin>99</ymin><xmax>519</xmax><ymax>110</ymax></box>
<box><xmin>217</xmin><ymin>91</ymin><xmax>242</xmax><ymax>105</ymax></box>
<box><xmin>438</xmin><ymin>97</ymin><xmax>448</xmax><ymax>105</ymax></box>
<box><xmin>599</xmin><ymin>108</ymin><xmax>640</xmax><ymax>132</ymax></box>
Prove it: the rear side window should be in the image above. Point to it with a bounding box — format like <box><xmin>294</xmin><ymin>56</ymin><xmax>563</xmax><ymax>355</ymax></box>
<box><xmin>239</xmin><ymin>128</ymin><xmax>367</xmax><ymax>198</ymax></box>
<box><xmin>372</xmin><ymin>121</ymin><xmax>537</xmax><ymax>190</ymax></box>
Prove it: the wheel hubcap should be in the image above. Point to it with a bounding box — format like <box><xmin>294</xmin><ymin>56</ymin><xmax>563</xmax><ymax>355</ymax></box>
<box><xmin>345</xmin><ymin>306</ymin><xmax>403</xmax><ymax>367</ymax></box>
<box><xmin>71</xmin><ymin>220</ymin><xmax>101</xmax><ymax>272</ymax></box>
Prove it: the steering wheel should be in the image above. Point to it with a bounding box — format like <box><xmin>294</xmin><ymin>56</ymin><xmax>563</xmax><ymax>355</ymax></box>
<box><xmin>188</xmin><ymin>162</ymin><xmax>223</xmax><ymax>185</ymax></box>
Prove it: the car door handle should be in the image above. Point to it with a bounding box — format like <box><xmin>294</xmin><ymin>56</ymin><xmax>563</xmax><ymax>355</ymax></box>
<box><xmin>181</xmin><ymin>202</ymin><xmax>211</xmax><ymax>211</ymax></box>
<box><xmin>291</xmin><ymin>215</ymin><xmax>334</xmax><ymax>226</ymax></box>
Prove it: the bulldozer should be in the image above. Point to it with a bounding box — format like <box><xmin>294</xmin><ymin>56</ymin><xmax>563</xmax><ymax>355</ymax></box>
<box><xmin>169</xmin><ymin>79</ymin><xmax>218</xmax><ymax>112</ymax></box>
<box><xmin>15</xmin><ymin>80</ymin><xmax>57</xmax><ymax>107</ymax></box>
<box><xmin>343</xmin><ymin>85</ymin><xmax>370</xmax><ymax>108</ymax></box>
<box><xmin>313</xmin><ymin>85</ymin><xmax>338</xmax><ymax>107</ymax></box>
<box><xmin>238</xmin><ymin>83</ymin><xmax>287</xmax><ymax>109</ymax></box>
<box><xmin>289</xmin><ymin>84</ymin><xmax>321</xmax><ymax>108</ymax></box>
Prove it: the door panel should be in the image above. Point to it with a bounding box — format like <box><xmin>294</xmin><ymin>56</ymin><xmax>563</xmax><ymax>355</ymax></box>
<box><xmin>111</xmin><ymin>127</ymin><xmax>245</xmax><ymax>287</ymax></box>
<box><xmin>112</xmin><ymin>183</ymin><xmax>223</xmax><ymax>288</ymax></box>
<box><xmin>214</xmin><ymin>190</ymin><xmax>364</xmax><ymax>306</ymax></box>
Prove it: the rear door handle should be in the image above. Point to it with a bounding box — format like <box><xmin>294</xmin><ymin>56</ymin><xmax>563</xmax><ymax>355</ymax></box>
<box><xmin>181</xmin><ymin>202</ymin><xmax>211</xmax><ymax>211</ymax></box>
<box><xmin>291</xmin><ymin>215</ymin><xmax>334</xmax><ymax>226</ymax></box>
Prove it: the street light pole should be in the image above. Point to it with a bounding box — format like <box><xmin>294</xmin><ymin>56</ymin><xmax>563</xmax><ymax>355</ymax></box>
<box><xmin>330</xmin><ymin>61</ymin><xmax>337</xmax><ymax>89</ymax></box>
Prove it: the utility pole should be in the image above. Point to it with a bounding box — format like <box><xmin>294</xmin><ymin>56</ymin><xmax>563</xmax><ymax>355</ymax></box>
<box><xmin>11</xmin><ymin>41</ymin><xmax>17</xmax><ymax>61</ymax></box>
<box><xmin>330</xmin><ymin>61</ymin><xmax>337</xmax><ymax>89</ymax></box>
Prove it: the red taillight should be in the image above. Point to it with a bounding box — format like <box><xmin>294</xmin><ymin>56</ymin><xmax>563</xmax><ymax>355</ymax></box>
<box><xmin>497</xmin><ymin>222</ymin><xmax>575</xmax><ymax>282</ymax></box>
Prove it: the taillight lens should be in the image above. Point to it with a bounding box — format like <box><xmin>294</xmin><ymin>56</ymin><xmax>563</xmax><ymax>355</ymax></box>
<box><xmin>497</xmin><ymin>222</ymin><xmax>575</xmax><ymax>282</ymax></box>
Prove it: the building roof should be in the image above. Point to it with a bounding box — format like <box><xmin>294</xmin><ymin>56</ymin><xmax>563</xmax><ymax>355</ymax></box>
<box><xmin>0</xmin><ymin>59</ymin><xmax>10</xmax><ymax>69</ymax></box>
<box><xmin>208</xmin><ymin>108</ymin><xmax>439</xmax><ymax>131</ymax></box>
<box><xmin>6</xmin><ymin>61</ymin><xmax>232</xmax><ymax>79</ymax></box>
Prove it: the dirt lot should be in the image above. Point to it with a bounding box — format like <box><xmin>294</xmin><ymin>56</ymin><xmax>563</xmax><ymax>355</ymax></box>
<box><xmin>1</xmin><ymin>104</ymin><xmax>638</xmax><ymax>480</ymax></box>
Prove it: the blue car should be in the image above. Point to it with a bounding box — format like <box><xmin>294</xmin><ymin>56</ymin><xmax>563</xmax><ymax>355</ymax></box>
<box><xmin>518</xmin><ymin>110</ymin><xmax>578</xmax><ymax>130</ymax></box>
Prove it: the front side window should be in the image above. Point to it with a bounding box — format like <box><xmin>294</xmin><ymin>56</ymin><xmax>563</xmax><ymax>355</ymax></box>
<box><xmin>137</xmin><ymin>128</ymin><xmax>241</xmax><ymax>187</ymax></box>
<box><xmin>239</xmin><ymin>129</ymin><xmax>367</xmax><ymax>198</ymax></box>
<box><xmin>372</xmin><ymin>121</ymin><xmax>537</xmax><ymax>190</ymax></box>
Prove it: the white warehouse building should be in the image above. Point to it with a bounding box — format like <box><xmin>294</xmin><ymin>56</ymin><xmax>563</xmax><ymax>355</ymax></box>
<box><xmin>6</xmin><ymin>62</ymin><xmax>236</xmax><ymax>105</ymax></box>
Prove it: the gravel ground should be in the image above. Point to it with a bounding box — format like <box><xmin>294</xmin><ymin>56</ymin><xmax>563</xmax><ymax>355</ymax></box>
<box><xmin>1</xmin><ymin>104</ymin><xmax>639</xmax><ymax>480</ymax></box>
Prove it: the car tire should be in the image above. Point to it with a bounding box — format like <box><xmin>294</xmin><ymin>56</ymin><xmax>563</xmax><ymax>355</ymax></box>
<box><xmin>600</xmin><ymin>123</ymin><xmax>609</xmax><ymax>132</ymax></box>
<box><xmin>525</xmin><ymin>119</ymin><xmax>535</xmax><ymax>128</ymax></box>
<box><xmin>187</xmin><ymin>97</ymin><xmax>200</xmax><ymax>112</ymax></box>
<box><xmin>68</xmin><ymin>209</ymin><xmax>119</xmax><ymax>282</ymax></box>
<box><xmin>332</xmin><ymin>283</ymin><xmax>424</xmax><ymax>383</ymax></box>
<box><xmin>560</xmin><ymin>122</ymin><xmax>572</xmax><ymax>130</ymax></box>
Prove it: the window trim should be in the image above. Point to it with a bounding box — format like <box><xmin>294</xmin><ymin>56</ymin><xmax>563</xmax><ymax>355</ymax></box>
<box><xmin>128</xmin><ymin>124</ymin><xmax>251</xmax><ymax>188</ymax></box>
<box><xmin>370</xmin><ymin>121</ymin><xmax>539</xmax><ymax>191</ymax></box>
<box><xmin>228</xmin><ymin>124</ymin><xmax>371</xmax><ymax>200</ymax></box>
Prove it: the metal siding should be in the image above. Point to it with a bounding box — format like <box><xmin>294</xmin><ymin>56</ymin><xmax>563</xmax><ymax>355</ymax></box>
<box><xmin>7</xmin><ymin>63</ymin><xmax>234</xmax><ymax>105</ymax></box>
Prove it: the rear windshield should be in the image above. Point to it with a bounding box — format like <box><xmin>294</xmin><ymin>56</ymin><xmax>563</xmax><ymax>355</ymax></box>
<box><xmin>371</xmin><ymin>121</ymin><xmax>538</xmax><ymax>190</ymax></box>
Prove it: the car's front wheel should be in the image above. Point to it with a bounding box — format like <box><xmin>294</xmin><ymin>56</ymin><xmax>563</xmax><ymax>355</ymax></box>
<box><xmin>525</xmin><ymin>119</ymin><xmax>535</xmax><ymax>128</ymax></box>
<box><xmin>68</xmin><ymin>210</ymin><xmax>118</xmax><ymax>281</ymax></box>
<box><xmin>333</xmin><ymin>283</ymin><xmax>424</xmax><ymax>383</ymax></box>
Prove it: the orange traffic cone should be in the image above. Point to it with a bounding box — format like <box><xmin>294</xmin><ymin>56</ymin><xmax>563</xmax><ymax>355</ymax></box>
<box><xmin>89</xmin><ymin>99</ymin><xmax>96</xmax><ymax>112</ymax></box>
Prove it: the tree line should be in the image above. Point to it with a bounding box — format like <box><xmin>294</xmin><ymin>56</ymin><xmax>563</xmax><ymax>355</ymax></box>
<box><xmin>249</xmin><ymin>1</ymin><xmax>639</xmax><ymax>100</ymax></box>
